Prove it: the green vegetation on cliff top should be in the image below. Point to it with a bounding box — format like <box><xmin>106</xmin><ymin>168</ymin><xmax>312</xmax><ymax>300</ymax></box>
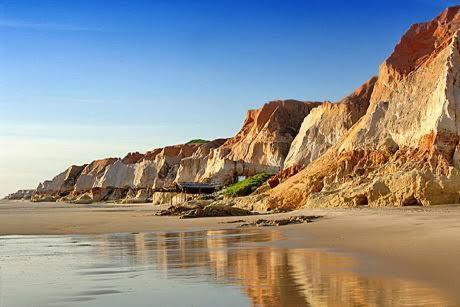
<box><xmin>223</xmin><ymin>173</ymin><xmax>272</xmax><ymax>198</ymax></box>
<box><xmin>186</xmin><ymin>139</ymin><xmax>209</xmax><ymax>145</ymax></box>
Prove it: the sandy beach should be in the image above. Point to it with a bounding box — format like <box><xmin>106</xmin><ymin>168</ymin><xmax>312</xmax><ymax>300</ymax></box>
<box><xmin>2</xmin><ymin>200</ymin><xmax>460</xmax><ymax>302</ymax></box>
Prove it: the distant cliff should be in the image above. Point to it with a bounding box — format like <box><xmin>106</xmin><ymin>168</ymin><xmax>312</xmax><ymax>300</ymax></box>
<box><xmin>28</xmin><ymin>99</ymin><xmax>319</xmax><ymax>203</ymax></box>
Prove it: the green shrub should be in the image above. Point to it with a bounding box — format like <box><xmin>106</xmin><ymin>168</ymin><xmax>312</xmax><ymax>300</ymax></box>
<box><xmin>186</xmin><ymin>139</ymin><xmax>209</xmax><ymax>145</ymax></box>
<box><xmin>223</xmin><ymin>173</ymin><xmax>272</xmax><ymax>198</ymax></box>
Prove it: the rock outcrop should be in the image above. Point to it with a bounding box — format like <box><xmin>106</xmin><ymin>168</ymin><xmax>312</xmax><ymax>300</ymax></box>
<box><xmin>72</xmin><ymin>144</ymin><xmax>202</xmax><ymax>202</ymax></box>
<box><xmin>32</xmin><ymin>164</ymin><xmax>87</xmax><ymax>201</ymax></box>
<box><xmin>240</xmin><ymin>215</ymin><xmax>322</xmax><ymax>227</ymax></box>
<box><xmin>175</xmin><ymin>139</ymin><xmax>227</xmax><ymax>182</ymax></box>
<box><xmin>4</xmin><ymin>189</ymin><xmax>35</xmax><ymax>200</ymax></box>
<box><xmin>155</xmin><ymin>200</ymin><xmax>253</xmax><ymax>218</ymax></box>
<box><xmin>150</xmin><ymin>144</ymin><xmax>203</xmax><ymax>189</ymax></box>
<box><xmin>284</xmin><ymin>77</ymin><xmax>377</xmax><ymax>168</ymax></box>
<box><xmin>19</xmin><ymin>7</ymin><xmax>460</xmax><ymax>209</ymax></box>
<box><xmin>74</xmin><ymin>158</ymin><xmax>117</xmax><ymax>192</ymax></box>
<box><xmin>31</xmin><ymin>143</ymin><xmax>212</xmax><ymax>203</ymax></box>
<box><xmin>179</xmin><ymin>100</ymin><xmax>321</xmax><ymax>185</ymax></box>
<box><xmin>220</xmin><ymin>100</ymin><xmax>320</xmax><ymax>166</ymax></box>
<box><xmin>247</xmin><ymin>6</ymin><xmax>460</xmax><ymax>210</ymax></box>
<box><xmin>267</xmin><ymin>165</ymin><xmax>304</xmax><ymax>189</ymax></box>
<box><xmin>97</xmin><ymin>159</ymin><xmax>137</xmax><ymax>189</ymax></box>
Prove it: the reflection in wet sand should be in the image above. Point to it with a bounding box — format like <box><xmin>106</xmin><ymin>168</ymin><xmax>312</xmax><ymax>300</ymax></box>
<box><xmin>0</xmin><ymin>230</ymin><xmax>454</xmax><ymax>306</ymax></box>
<box><xmin>90</xmin><ymin>229</ymin><xmax>452</xmax><ymax>306</ymax></box>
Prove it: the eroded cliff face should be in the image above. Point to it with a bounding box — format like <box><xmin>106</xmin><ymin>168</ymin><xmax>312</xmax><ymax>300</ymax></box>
<box><xmin>175</xmin><ymin>139</ymin><xmax>228</xmax><ymax>183</ymax></box>
<box><xmin>245</xmin><ymin>6</ymin><xmax>460</xmax><ymax>210</ymax></box>
<box><xmin>24</xmin><ymin>7</ymin><xmax>460</xmax><ymax>208</ymax></box>
<box><xmin>181</xmin><ymin>100</ymin><xmax>321</xmax><ymax>185</ymax></box>
<box><xmin>32</xmin><ymin>164</ymin><xmax>87</xmax><ymax>202</ymax></box>
<box><xmin>83</xmin><ymin>144</ymin><xmax>203</xmax><ymax>202</ymax></box>
<box><xmin>28</xmin><ymin>99</ymin><xmax>318</xmax><ymax>202</ymax></box>
<box><xmin>74</xmin><ymin>158</ymin><xmax>118</xmax><ymax>192</ymax></box>
<box><xmin>4</xmin><ymin>189</ymin><xmax>35</xmax><ymax>200</ymax></box>
<box><xmin>150</xmin><ymin>144</ymin><xmax>203</xmax><ymax>188</ymax></box>
<box><xmin>222</xmin><ymin>100</ymin><xmax>320</xmax><ymax>166</ymax></box>
<box><xmin>284</xmin><ymin>77</ymin><xmax>377</xmax><ymax>169</ymax></box>
<box><xmin>31</xmin><ymin>143</ymin><xmax>205</xmax><ymax>203</ymax></box>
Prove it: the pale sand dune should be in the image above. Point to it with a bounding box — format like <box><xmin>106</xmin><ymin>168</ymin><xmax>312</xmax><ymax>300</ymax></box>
<box><xmin>1</xmin><ymin>200</ymin><xmax>460</xmax><ymax>300</ymax></box>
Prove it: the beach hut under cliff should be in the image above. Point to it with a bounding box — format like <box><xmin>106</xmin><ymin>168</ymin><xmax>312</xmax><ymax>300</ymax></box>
<box><xmin>175</xmin><ymin>182</ymin><xmax>221</xmax><ymax>194</ymax></box>
<box><xmin>152</xmin><ymin>182</ymin><xmax>221</xmax><ymax>206</ymax></box>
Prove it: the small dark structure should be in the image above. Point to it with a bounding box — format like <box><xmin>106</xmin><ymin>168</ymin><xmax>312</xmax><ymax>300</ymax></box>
<box><xmin>175</xmin><ymin>182</ymin><xmax>221</xmax><ymax>194</ymax></box>
<box><xmin>152</xmin><ymin>182</ymin><xmax>222</xmax><ymax>206</ymax></box>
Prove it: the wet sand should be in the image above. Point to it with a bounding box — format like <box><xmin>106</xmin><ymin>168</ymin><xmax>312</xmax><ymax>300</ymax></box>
<box><xmin>1</xmin><ymin>200</ymin><xmax>460</xmax><ymax>301</ymax></box>
<box><xmin>281</xmin><ymin>205</ymin><xmax>460</xmax><ymax>302</ymax></box>
<box><xmin>1</xmin><ymin>228</ymin><xmax>453</xmax><ymax>306</ymax></box>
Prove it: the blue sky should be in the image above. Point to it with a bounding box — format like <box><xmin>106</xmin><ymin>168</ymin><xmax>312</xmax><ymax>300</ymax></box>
<box><xmin>0</xmin><ymin>0</ymin><xmax>457</xmax><ymax>196</ymax></box>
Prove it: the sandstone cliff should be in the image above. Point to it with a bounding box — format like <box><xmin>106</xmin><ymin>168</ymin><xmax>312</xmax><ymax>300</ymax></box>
<box><xmin>284</xmin><ymin>77</ymin><xmax>377</xmax><ymax>169</ymax></box>
<box><xmin>175</xmin><ymin>138</ymin><xmax>228</xmax><ymax>182</ymax></box>
<box><xmin>21</xmin><ymin>7</ymin><xmax>460</xmax><ymax>209</ymax></box>
<box><xmin>180</xmin><ymin>100</ymin><xmax>321</xmax><ymax>185</ymax></box>
<box><xmin>149</xmin><ymin>144</ymin><xmax>202</xmax><ymax>188</ymax></box>
<box><xmin>28</xmin><ymin>99</ymin><xmax>319</xmax><ymax>203</ymax></box>
<box><xmin>74</xmin><ymin>144</ymin><xmax>203</xmax><ymax>202</ymax></box>
<box><xmin>4</xmin><ymin>189</ymin><xmax>35</xmax><ymax>200</ymax></box>
<box><xmin>221</xmin><ymin>100</ymin><xmax>320</xmax><ymax>166</ymax></box>
<box><xmin>247</xmin><ymin>6</ymin><xmax>460</xmax><ymax>210</ymax></box>
<box><xmin>74</xmin><ymin>158</ymin><xmax>117</xmax><ymax>192</ymax></box>
<box><xmin>32</xmin><ymin>164</ymin><xmax>87</xmax><ymax>201</ymax></box>
<box><xmin>31</xmin><ymin>143</ymin><xmax>210</xmax><ymax>203</ymax></box>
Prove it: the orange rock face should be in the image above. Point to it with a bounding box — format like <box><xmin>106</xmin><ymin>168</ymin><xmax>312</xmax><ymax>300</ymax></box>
<box><xmin>30</xmin><ymin>99</ymin><xmax>320</xmax><ymax>202</ymax></box>
<box><xmin>385</xmin><ymin>6</ymin><xmax>460</xmax><ymax>79</ymax></box>
<box><xmin>222</xmin><ymin>100</ymin><xmax>321</xmax><ymax>167</ymax></box>
<box><xmin>122</xmin><ymin>152</ymin><xmax>145</xmax><ymax>164</ymax></box>
<box><xmin>186</xmin><ymin>100</ymin><xmax>321</xmax><ymax>185</ymax></box>
<box><xmin>267</xmin><ymin>165</ymin><xmax>304</xmax><ymax>189</ymax></box>
<box><xmin>284</xmin><ymin>77</ymin><xmax>377</xmax><ymax>168</ymax></box>
<box><xmin>83</xmin><ymin>158</ymin><xmax>118</xmax><ymax>176</ymax></box>
<box><xmin>28</xmin><ymin>6</ymin><xmax>460</xmax><ymax>208</ymax></box>
<box><xmin>244</xmin><ymin>6</ymin><xmax>460</xmax><ymax>210</ymax></box>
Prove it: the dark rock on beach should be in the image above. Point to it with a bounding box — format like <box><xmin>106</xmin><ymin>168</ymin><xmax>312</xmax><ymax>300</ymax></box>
<box><xmin>155</xmin><ymin>200</ymin><xmax>253</xmax><ymax>218</ymax></box>
<box><xmin>240</xmin><ymin>215</ymin><xmax>322</xmax><ymax>227</ymax></box>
